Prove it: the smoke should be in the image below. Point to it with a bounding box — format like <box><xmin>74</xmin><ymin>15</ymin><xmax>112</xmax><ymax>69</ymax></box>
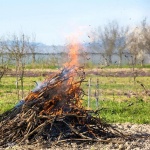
<box><xmin>32</xmin><ymin>67</ymin><xmax>76</xmax><ymax>93</ymax></box>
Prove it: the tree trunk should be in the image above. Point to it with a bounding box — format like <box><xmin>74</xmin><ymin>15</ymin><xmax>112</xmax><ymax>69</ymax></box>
<box><xmin>119</xmin><ymin>53</ymin><xmax>123</xmax><ymax>66</ymax></box>
<box><xmin>15</xmin><ymin>60</ymin><xmax>20</xmax><ymax>100</ymax></box>
<box><xmin>141</xmin><ymin>59</ymin><xmax>144</xmax><ymax>67</ymax></box>
<box><xmin>108</xmin><ymin>55</ymin><xmax>112</xmax><ymax>65</ymax></box>
<box><xmin>32</xmin><ymin>53</ymin><xmax>36</xmax><ymax>63</ymax></box>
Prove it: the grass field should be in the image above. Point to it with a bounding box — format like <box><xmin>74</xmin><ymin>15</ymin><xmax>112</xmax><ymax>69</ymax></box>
<box><xmin>0</xmin><ymin>68</ymin><xmax>150</xmax><ymax>123</ymax></box>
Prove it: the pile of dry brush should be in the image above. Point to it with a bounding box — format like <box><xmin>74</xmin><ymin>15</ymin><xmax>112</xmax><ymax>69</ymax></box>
<box><xmin>0</xmin><ymin>66</ymin><xmax>123</xmax><ymax>148</ymax></box>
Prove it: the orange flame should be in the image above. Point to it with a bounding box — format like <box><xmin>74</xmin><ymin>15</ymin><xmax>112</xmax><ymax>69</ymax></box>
<box><xmin>68</xmin><ymin>43</ymin><xmax>78</xmax><ymax>67</ymax></box>
<box><xmin>64</xmin><ymin>36</ymin><xmax>80</xmax><ymax>68</ymax></box>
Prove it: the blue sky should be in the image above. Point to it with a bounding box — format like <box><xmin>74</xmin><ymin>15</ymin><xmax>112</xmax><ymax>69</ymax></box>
<box><xmin>0</xmin><ymin>0</ymin><xmax>149</xmax><ymax>45</ymax></box>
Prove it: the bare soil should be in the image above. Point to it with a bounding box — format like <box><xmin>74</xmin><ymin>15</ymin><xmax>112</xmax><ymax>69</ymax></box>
<box><xmin>5</xmin><ymin>68</ymin><xmax>150</xmax><ymax>77</ymax></box>
<box><xmin>2</xmin><ymin>123</ymin><xmax>150</xmax><ymax>150</ymax></box>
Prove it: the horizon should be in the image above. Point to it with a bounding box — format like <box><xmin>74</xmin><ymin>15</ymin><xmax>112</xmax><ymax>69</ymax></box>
<box><xmin>0</xmin><ymin>0</ymin><xmax>150</xmax><ymax>46</ymax></box>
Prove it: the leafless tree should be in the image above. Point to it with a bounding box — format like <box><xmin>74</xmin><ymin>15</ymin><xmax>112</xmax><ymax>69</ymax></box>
<box><xmin>99</xmin><ymin>21</ymin><xmax>118</xmax><ymax>65</ymax></box>
<box><xmin>89</xmin><ymin>21</ymin><xmax>119</xmax><ymax>66</ymax></box>
<box><xmin>126</xmin><ymin>30</ymin><xmax>139</xmax><ymax>66</ymax></box>
<box><xmin>0</xmin><ymin>38</ymin><xmax>10</xmax><ymax>81</ymax></box>
<box><xmin>141</xmin><ymin>19</ymin><xmax>150</xmax><ymax>56</ymax></box>
<box><xmin>29</xmin><ymin>34</ymin><xmax>37</xmax><ymax>64</ymax></box>
<box><xmin>115</xmin><ymin>26</ymin><xmax>129</xmax><ymax>66</ymax></box>
<box><xmin>4</xmin><ymin>33</ymin><xmax>30</xmax><ymax>99</ymax></box>
<box><xmin>127</xmin><ymin>19</ymin><xmax>150</xmax><ymax>66</ymax></box>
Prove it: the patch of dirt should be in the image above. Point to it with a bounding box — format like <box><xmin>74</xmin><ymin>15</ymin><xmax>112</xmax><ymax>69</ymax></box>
<box><xmin>2</xmin><ymin>123</ymin><xmax>150</xmax><ymax>150</ymax></box>
<box><xmin>5</xmin><ymin>68</ymin><xmax>150</xmax><ymax>77</ymax></box>
<box><xmin>87</xmin><ymin>69</ymin><xmax>150</xmax><ymax>77</ymax></box>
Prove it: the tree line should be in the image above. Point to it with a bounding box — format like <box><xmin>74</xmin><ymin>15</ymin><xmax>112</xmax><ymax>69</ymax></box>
<box><xmin>87</xmin><ymin>19</ymin><xmax>150</xmax><ymax>66</ymax></box>
<box><xmin>0</xmin><ymin>19</ymin><xmax>150</xmax><ymax>69</ymax></box>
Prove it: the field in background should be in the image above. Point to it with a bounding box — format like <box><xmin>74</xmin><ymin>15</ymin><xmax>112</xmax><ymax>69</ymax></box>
<box><xmin>0</xmin><ymin>68</ymin><xmax>150</xmax><ymax>123</ymax></box>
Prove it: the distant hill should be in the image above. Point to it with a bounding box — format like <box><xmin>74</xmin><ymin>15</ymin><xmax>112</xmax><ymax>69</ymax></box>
<box><xmin>0</xmin><ymin>41</ymin><xmax>67</xmax><ymax>54</ymax></box>
<box><xmin>0</xmin><ymin>37</ymin><xmax>128</xmax><ymax>54</ymax></box>
<box><xmin>35</xmin><ymin>44</ymin><xmax>66</xmax><ymax>54</ymax></box>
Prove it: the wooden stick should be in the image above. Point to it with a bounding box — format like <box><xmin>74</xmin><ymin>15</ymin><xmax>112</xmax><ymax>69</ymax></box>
<box><xmin>96</xmin><ymin>78</ymin><xmax>99</xmax><ymax>109</ymax></box>
<box><xmin>19</xmin><ymin>121</ymin><xmax>49</xmax><ymax>144</ymax></box>
<box><xmin>54</xmin><ymin>138</ymin><xmax>125</xmax><ymax>145</ymax></box>
<box><xmin>63</xmin><ymin>120</ymin><xmax>92</xmax><ymax>140</ymax></box>
<box><xmin>88</xmin><ymin>77</ymin><xmax>91</xmax><ymax>109</ymax></box>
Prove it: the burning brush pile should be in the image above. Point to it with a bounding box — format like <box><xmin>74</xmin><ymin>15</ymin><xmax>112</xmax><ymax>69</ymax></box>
<box><xmin>0</xmin><ymin>65</ymin><xmax>123</xmax><ymax>148</ymax></box>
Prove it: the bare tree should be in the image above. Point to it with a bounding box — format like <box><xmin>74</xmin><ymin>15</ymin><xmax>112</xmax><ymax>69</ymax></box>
<box><xmin>141</xmin><ymin>19</ymin><xmax>150</xmax><ymax>56</ymax></box>
<box><xmin>0</xmin><ymin>39</ymin><xmax>10</xmax><ymax>81</ymax></box>
<box><xmin>4</xmin><ymin>33</ymin><xmax>30</xmax><ymax>99</ymax></box>
<box><xmin>100</xmin><ymin>21</ymin><xmax>118</xmax><ymax>65</ymax></box>
<box><xmin>29</xmin><ymin>34</ymin><xmax>37</xmax><ymax>64</ymax></box>
<box><xmin>126</xmin><ymin>30</ymin><xmax>139</xmax><ymax>66</ymax></box>
<box><xmin>127</xmin><ymin>19</ymin><xmax>149</xmax><ymax>66</ymax></box>
<box><xmin>115</xmin><ymin>26</ymin><xmax>129</xmax><ymax>66</ymax></box>
<box><xmin>89</xmin><ymin>21</ymin><xmax>119</xmax><ymax>66</ymax></box>
<box><xmin>0</xmin><ymin>40</ymin><xmax>4</xmax><ymax>65</ymax></box>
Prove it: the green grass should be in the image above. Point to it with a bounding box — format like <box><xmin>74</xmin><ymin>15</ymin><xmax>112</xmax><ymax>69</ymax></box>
<box><xmin>25</xmin><ymin>63</ymin><xmax>59</xmax><ymax>69</ymax></box>
<box><xmin>82</xmin><ymin>75</ymin><xmax>150</xmax><ymax>124</ymax></box>
<box><xmin>82</xmin><ymin>76</ymin><xmax>150</xmax><ymax>102</ymax></box>
<box><xmin>83</xmin><ymin>98</ymin><xmax>150</xmax><ymax>124</ymax></box>
<box><xmin>102</xmin><ymin>99</ymin><xmax>150</xmax><ymax>124</ymax></box>
<box><xmin>99</xmin><ymin>64</ymin><xmax>150</xmax><ymax>69</ymax></box>
<box><xmin>0</xmin><ymin>76</ymin><xmax>44</xmax><ymax>113</ymax></box>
